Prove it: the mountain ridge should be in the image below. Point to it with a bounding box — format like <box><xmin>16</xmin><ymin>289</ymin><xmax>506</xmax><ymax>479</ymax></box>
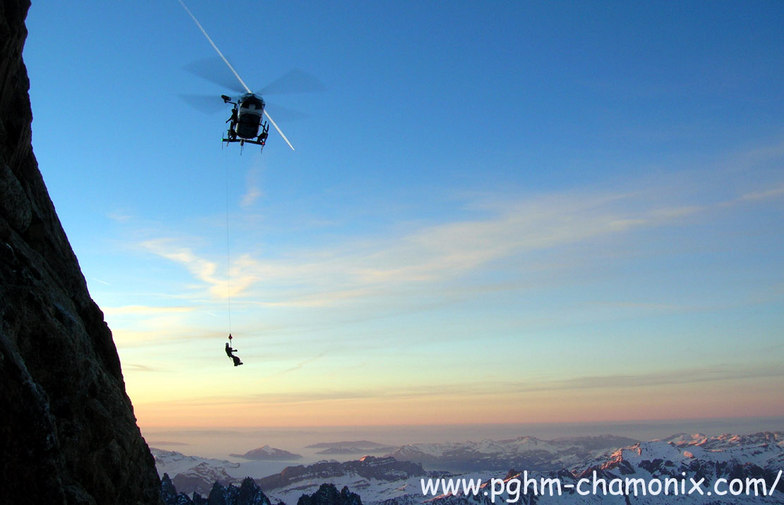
<box><xmin>231</xmin><ymin>445</ymin><xmax>304</xmax><ymax>461</ymax></box>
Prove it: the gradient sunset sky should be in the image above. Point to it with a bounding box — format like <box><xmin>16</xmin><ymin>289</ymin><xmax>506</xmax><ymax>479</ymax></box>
<box><xmin>22</xmin><ymin>1</ymin><xmax>784</xmax><ymax>430</ymax></box>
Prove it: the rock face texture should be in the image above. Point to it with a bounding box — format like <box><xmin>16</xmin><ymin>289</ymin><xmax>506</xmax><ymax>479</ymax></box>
<box><xmin>0</xmin><ymin>2</ymin><xmax>162</xmax><ymax>504</ymax></box>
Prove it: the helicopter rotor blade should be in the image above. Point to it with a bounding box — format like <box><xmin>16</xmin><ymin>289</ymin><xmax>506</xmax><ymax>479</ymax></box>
<box><xmin>183</xmin><ymin>58</ymin><xmax>245</xmax><ymax>95</ymax></box>
<box><xmin>177</xmin><ymin>0</ymin><xmax>251</xmax><ymax>94</ymax></box>
<box><xmin>259</xmin><ymin>69</ymin><xmax>326</xmax><ymax>96</ymax></box>
<box><xmin>265</xmin><ymin>102</ymin><xmax>309</xmax><ymax>122</ymax></box>
<box><xmin>263</xmin><ymin>109</ymin><xmax>295</xmax><ymax>151</ymax></box>
<box><xmin>179</xmin><ymin>93</ymin><xmax>226</xmax><ymax>114</ymax></box>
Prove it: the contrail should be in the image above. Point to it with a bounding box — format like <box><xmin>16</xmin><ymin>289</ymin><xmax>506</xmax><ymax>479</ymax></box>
<box><xmin>176</xmin><ymin>0</ymin><xmax>251</xmax><ymax>94</ymax></box>
<box><xmin>263</xmin><ymin>109</ymin><xmax>295</xmax><ymax>151</ymax></box>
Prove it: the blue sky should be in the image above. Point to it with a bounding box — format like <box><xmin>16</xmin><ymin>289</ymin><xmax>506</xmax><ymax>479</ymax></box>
<box><xmin>23</xmin><ymin>1</ymin><xmax>784</xmax><ymax>429</ymax></box>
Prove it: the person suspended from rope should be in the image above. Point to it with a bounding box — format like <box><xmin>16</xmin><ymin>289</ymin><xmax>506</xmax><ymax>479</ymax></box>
<box><xmin>224</xmin><ymin>335</ymin><xmax>243</xmax><ymax>366</ymax></box>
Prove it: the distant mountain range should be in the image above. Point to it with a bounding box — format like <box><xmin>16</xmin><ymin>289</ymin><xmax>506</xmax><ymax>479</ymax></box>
<box><xmin>306</xmin><ymin>441</ymin><xmax>398</xmax><ymax>455</ymax></box>
<box><xmin>154</xmin><ymin>432</ymin><xmax>784</xmax><ymax>504</ymax></box>
<box><xmin>386</xmin><ymin>434</ymin><xmax>640</xmax><ymax>472</ymax></box>
<box><xmin>231</xmin><ymin>445</ymin><xmax>303</xmax><ymax>461</ymax></box>
<box><xmin>422</xmin><ymin>432</ymin><xmax>784</xmax><ymax>505</ymax></box>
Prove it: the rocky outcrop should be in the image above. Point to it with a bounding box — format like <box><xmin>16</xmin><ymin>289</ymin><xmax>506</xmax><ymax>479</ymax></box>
<box><xmin>297</xmin><ymin>484</ymin><xmax>362</xmax><ymax>505</ymax></box>
<box><xmin>0</xmin><ymin>1</ymin><xmax>161</xmax><ymax>503</ymax></box>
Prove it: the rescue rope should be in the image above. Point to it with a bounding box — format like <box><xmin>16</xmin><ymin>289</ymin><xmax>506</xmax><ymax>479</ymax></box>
<box><xmin>225</xmin><ymin>162</ymin><xmax>233</xmax><ymax>338</ymax></box>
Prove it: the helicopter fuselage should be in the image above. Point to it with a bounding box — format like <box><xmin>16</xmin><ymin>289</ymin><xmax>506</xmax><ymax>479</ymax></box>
<box><xmin>235</xmin><ymin>93</ymin><xmax>265</xmax><ymax>139</ymax></box>
<box><xmin>223</xmin><ymin>93</ymin><xmax>269</xmax><ymax>148</ymax></box>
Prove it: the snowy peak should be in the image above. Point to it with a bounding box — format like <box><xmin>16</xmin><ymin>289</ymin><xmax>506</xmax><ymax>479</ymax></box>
<box><xmin>582</xmin><ymin>432</ymin><xmax>784</xmax><ymax>487</ymax></box>
<box><xmin>152</xmin><ymin>448</ymin><xmax>240</xmax><ymax>495</ymax></box>
<box><xmin>386</xmin><ymin>434</ymin><xmax>640</xmax><ymax>472</ymax></box>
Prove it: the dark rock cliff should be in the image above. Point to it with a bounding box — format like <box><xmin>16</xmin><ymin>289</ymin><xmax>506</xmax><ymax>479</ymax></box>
<box><xmin>0</xmin><ymin>1</ymin><xmax>162</xmax><ymax>503</ymax></box>
<box><xmin>297</xmin><ymin>484</ymin><xmax>362</xmax><ymax>505</ymax></box>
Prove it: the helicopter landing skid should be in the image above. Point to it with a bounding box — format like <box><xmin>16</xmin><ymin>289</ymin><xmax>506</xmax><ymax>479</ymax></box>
<box><xmin>222</xmin><ymin>137</ymin><xmax>266</xmax><ymax>147</ymax></box>
<box><xmin>222</xmin><ymin>137</ymin><xmax>267</xmax><ymax>154</ymax></box>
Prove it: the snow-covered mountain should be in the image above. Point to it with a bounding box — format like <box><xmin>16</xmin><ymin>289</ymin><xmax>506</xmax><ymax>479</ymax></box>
<box><xmin>387</xmin><ymin>435</ymin><xmax>639</xmax><ymax>472</ymax></box>
<box><xmin>152</xmin><ymin>449</ymin><xmax>240</xmax><ymax>495</ymax></box>
<box><xmin>260</xmin><ymin>456</ymin><xmax>429</xmax><ymax>505</ymax></box>
<box><xmin>591</xmin><ymin>431</ymin><xmax>784</xmax><ymax>473</ymax></box>
<box><xmin>154</xmin><ymin>432</ymin><xmax>784</xmax><ymax>504</ymax></box>
<box><xmin>409</xmin><ymin>432</ymin><xmax>784</xmax><ymax>505</ymax></box>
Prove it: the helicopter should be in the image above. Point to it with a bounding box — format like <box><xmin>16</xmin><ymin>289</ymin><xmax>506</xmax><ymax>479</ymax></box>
<box><xmin>221</xmin><ymin>93</ymin><xmax>270</xmax><ymax>149</ymax></box>
<box><xmin>181</xmin><ymin>63</ymin><xmax>322</xmax><ymax>152</ymax></box>
<box><xmin>177</xmin><ymin>0</ymin><xmax>321</xmax><ymax>152</ymax></box>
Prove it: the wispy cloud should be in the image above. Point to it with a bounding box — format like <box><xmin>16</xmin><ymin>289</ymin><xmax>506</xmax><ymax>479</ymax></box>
<box><xmin>138</xmin><ymin>188</ymin><xmax>717</xmax><ymax>305</ymax></box>
<box><xmin>132</xmin><ymin>140</ymin><xmax>784</xmax><ymax>324</ymax></box>
<box><xmin>107</xmin><ymin>211</ymin><xmax>134</xmax><ymax>223</ymax></box>
<box><xmin>262</xmin><ymin>351</ymin><xmax>329</xmax><ymax>379</ymax></box>
<box><xmin>517</xmin><ymin>364</ymin><xmax>784</xmax><ymax>393</ymax></box>
<box><xmin>738</xmin><ymin>184</ymin><xmax>784</xmax><ymax>203</ymax></box>
<box><xmin>123</xmin><ymin>363</ymin><xmax>160</xmax><ymax>373</ymax></box>
<box><xmin>136</xmin><ymin>362</ymin><xmax>784</xmax><ymax>407</ymax></box>
<box><xmin>139</xmin><ymin>239</ymin><xmax>232</xmax><ymax>299</ymax></box>
<box><xmin>241</xmin><ymin>167</ymin><xmax>264</xmax><ymax>208</ymax></box>
<box><xmin>104</xmin><ymin>305</ymin><xmax>195</xmax><ymax>316</ymax></box>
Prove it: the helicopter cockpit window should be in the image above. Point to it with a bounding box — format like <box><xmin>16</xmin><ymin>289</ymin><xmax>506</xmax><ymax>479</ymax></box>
<box><xmin>241</xmin><ymin>96</ymin><xmax>264</xmax><ymax>110</ymax></box>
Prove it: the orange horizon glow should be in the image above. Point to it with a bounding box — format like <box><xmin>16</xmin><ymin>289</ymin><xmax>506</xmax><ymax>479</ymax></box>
<box><xmin>130</xmin><ymin>378</ymin><xmax>784</xmax><ymax>429</ymax></box>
